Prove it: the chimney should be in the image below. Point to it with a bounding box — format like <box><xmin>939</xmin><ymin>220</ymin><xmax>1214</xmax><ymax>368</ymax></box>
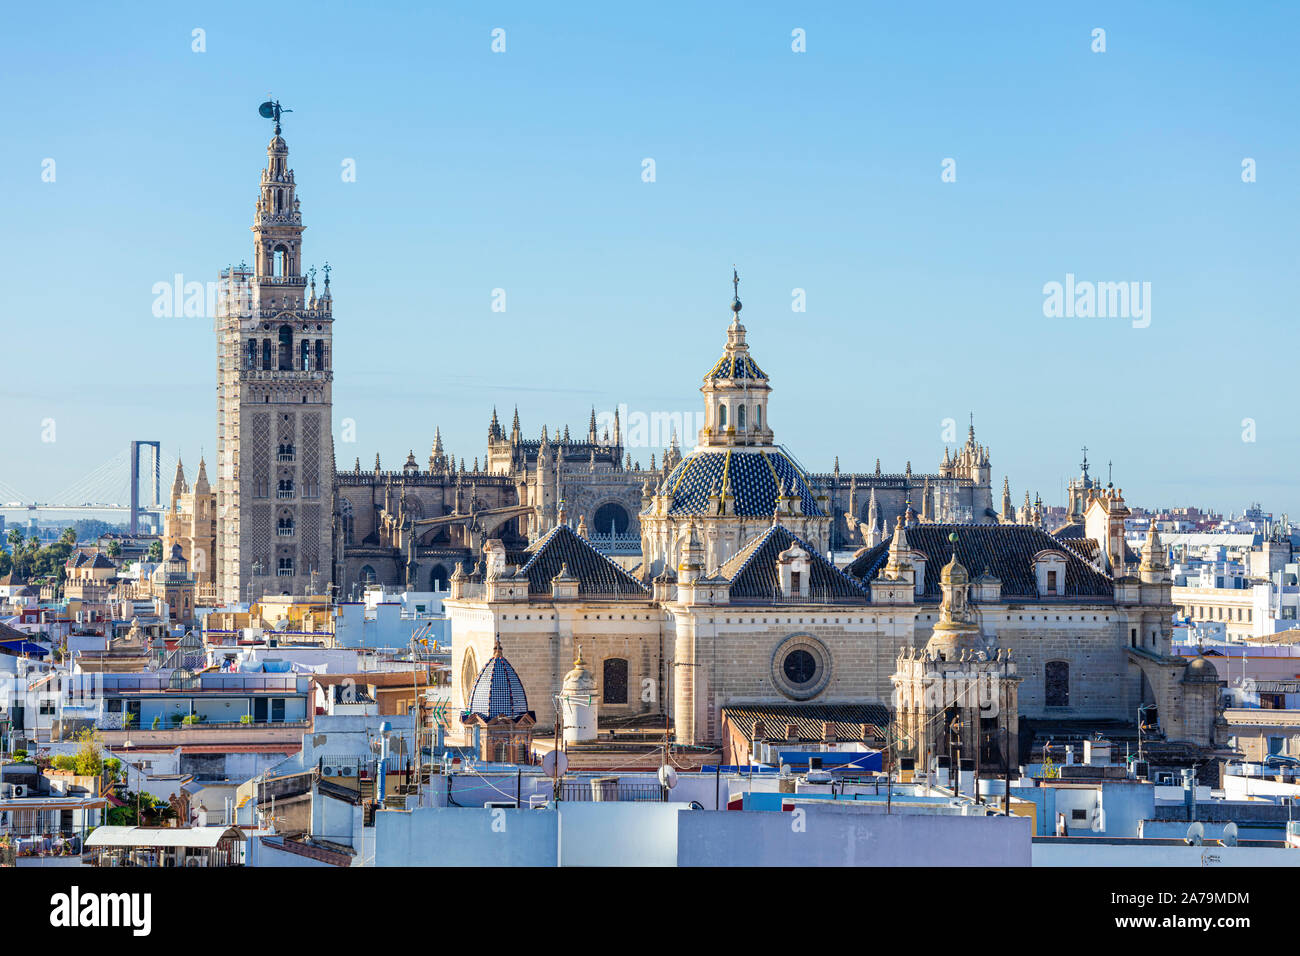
<box><xmin>822</xmin><ymin>721</ymin><xmax>837</xmax><ymax>748</ymax></box>
<box><xmin>785</xmin><ymin>723</ymin><xmax>800</xmax><ymax>743</ymax></box>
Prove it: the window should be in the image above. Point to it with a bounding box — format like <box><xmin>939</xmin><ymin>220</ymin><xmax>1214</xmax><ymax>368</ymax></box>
<box><xmin>278</xmin><ymin>325</ymin><xmax>293</xmax><ymax>370</ymax></box>
<box><xmin>783</xmin><ymin>649</ymin><xmax>817</xmax><ymax>685</ymax></box>
<box><xmin>340</xmin><ymin>501</ymin><xmax>355</xmax><ymax>545</ymax></box>
<box><xmin>790</xmin><ymin>571</ymin><xmax>802</xmax><ymax>595</ymax></box>
<box><xmin>271</xmin><ymin>698</ymin><xmax>286</xmax><ymax>722</ymax></box>
<box><xmin>592</xmin><ymin>502</ymin><xmax>630</xmax><ymax>536</ymax></box>
<box><xmin>277</xmin><ymin>515</ymin><xmax>294</xmax><ymax>537</ymax></box>
<box><xmin>360</xmin><ymin>565</ymin><xmax>377</xmax><ymax>585</ymax></box>
<box><xmin>272</xmin><ymin>245</ymin><xmax>287</xmax><ymax>276</ymax></box>
<box><xmin>755</xmin><ymin>405</ymin><xmax>761</xmax><ymax>427</ymax></box>
<box><xmin>278</xmin><ymin>478</ymin><xmax>294</xmax><ymax>499</ymax></box>
<box><xmin>603</xmin><ymin>658</ymin><xmax>629</xmax><ymax>704</ymax></box>
<box><xmin>277</xmin><ymin>557</ymin><xmax>294</xmax><ymax>577</ymax></box>
<box><xmin>247</xmin><ymin>339</ymin><xmax>257</xmax><ymax>368</ymax></box>
<box><xmin>1046</xmin><ymin>570</ymin><xmax>1058</xmax><ymax>593</ymax></box>
<box><xmin>718</xmin><ymin>404</ymin><xmax>727</xmax><ymax>428</ymax></box>
<box><xmin>737</xmin><ymin>404</ymin><xmax>746</xmax><ymax>429</ymax></box>
<box><xmin>1045</xmin><ymin>661</ymin><xmax>1069</xmax><ymax>707</ymax></box>
<box><xmin>315</xmin><ymin>339</ymin><xmax>325</xmax><ymax>370</ymax></box>
<box><xmin>300</xmin><ymin>339</ymin><xmax>311</xmax><ymax>371</ymax></box>
<box><xmin>1071</xmin><ymin>808</ymin><xmax>1088</xmax><ymax>822</ymax></box>
<box><xmin>262</xmin><ymin>339</ymin><xmax>272</xmax><ymax>369</ymax></box>
<box><xmin>1268</xmin><ymin>736</ymin><xmax>1285</xmax><ymax>756</ymax></box>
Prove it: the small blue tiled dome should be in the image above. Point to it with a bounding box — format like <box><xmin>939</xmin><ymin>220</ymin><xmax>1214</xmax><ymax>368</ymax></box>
<box><xmin>466</xmin><ymin>639</ymin><xmax>531</xmax><ymax>721</ymax></box>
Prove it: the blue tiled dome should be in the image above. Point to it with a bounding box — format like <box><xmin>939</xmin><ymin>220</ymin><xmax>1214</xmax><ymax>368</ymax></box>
<box><xmin>702</xmin><ymin>350</ymin><xmax>767</xmax><ymax>383</ymax></box>
<box><xmin>466</xmin><ymin>640</ymin><xmax>531</xmax><ymax>721</ymax></box>
<box><xmin>648</xmin><ymin>448</ymin><xmax>824</xmax><ymax>518</ymax></box>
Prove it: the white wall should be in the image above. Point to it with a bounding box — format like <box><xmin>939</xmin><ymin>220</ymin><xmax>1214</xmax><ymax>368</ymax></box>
<box><xmin>1033</xmin><ymin>841</ymin><xmax>1300</xmax><ymax>867</ymax></box>
<box><xmin>677</xmin><ymin>808</ymin><xmax>1032</xmax><ymax>866</ymax></box>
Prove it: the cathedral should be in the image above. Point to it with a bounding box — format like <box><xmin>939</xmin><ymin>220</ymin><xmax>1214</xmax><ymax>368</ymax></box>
<box><xmin>209</xmin><ymin>117</ymin><xmax>1001</xmax><ymax>607</ymax></box>
<box><xmin>442</xmin><ymin>290</ymin><xmax>1220</xmax><ymax>759</ymax></box>
<box><xmin>203</xmin><ymin>114</ymin><xmax>1222</xmax><ymax>763</ymax></box>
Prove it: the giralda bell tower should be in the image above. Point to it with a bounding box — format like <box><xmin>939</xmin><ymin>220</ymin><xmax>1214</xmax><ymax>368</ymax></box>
<box><xmin>215</xmin><ymin>102</ymin><xmax>335</xmax><ymax>603</ymax></box>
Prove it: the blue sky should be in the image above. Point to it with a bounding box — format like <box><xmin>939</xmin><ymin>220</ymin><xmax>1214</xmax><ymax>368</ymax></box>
<box><xmin>1</xmin><ymin>1</ymin><xmax>1297</xmax><ymax>516</ymax></box>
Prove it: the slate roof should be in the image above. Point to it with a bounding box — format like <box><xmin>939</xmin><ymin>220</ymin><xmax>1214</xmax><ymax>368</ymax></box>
<box><xmin>510</xmin><ymin>524</ymin><xmax>650</xmax><ymax>598</ymax></box>
<box><xmin>651</xmin><ymin>448</ymin><xmax>825</xmax><ymax>518</ymax></box>
<box><xmin>465</xmin><ymin>644</ymin><xmax>532</xmax><ymax>722</ymax></box>
<box><xmin>846</xmin><ymin>523</ymin><xmax>1116</xmax><ymax>601</ymax></box>
<box><xmin>721</xmin><ymin>703</ymin><xmax>891</xmax><ymax>742</ymax></box>
<box><xmin>721</xmin><ymin>524</ymin><xmax>870</xmax><ymax>602</ymax></box>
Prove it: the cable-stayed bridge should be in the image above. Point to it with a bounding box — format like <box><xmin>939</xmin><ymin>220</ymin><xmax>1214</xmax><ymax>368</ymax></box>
<box><xmin>0</xmin><ymin>443</ymin><xmax>182</xmax><ymax>532</ymax></box>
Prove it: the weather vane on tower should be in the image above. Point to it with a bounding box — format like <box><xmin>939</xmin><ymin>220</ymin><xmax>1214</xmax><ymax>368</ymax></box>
<box><xmin>258</xmin><ymin>96</ymin><xmax>292</xmax><ymax>134</ymax></box>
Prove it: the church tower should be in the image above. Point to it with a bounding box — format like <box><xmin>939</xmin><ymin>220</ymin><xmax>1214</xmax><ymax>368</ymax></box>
<box><xmin>216</xmin><ymin>103</ymin><xmax>335</xmax><ymax>603</ymax></box>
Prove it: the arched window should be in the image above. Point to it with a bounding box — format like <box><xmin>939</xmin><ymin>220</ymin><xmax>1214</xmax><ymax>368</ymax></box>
<box><xmin>603</xmin><ymin>658</ymin><xmax>629</xmax><ymax>704</ymax></box>
<box><xmin>278</xmin><ymin>325</ymin><xmax>293</xmax><ymax>370</ymax></box>
<box><xmin>1045</xmin><ymin>661</ymin><xmax>1070</xmax><ymax>707</ymax></box>
<box><xmin>755</xmin><ymin>405</ymin><xmax>762</xmax><ymax>427</ymax></box>
<box><xmin>592</xmin><ymin>502</ymin><xmax>630</xmax><ymax>536</ymax></box>
<box><xmin>300</xmin><ymin>340</ymin><xmax>310</xmax><ymax>371</ymax></box>
<box><xmin>430</xmin><ymin>564</ymin><xmax>449</xmax><ymax>590</ymax></box>
<box><xmin>737</xmin><ymin>404</ymin><xmax>746</xmax><ymax>429</ymax></box>
<box><xmin>315</xmin><ymin>340</ymin><xmax>325</xmax><ymax>370</ymax></box>
<box><xmin>277</xmin><ymin>514</ymin><xmax>294</xmax><ymax>537</ymax></box>
<box><xmin>262</xmin><ymin>339</ymin><xmax>272</xmax><ymax>370</ymax></box>
<box><xmin>247</xmin><ymin>339</ymin><xmax>257</xmax><ymax>369</ymax></box>
<box><xmin>718</xmin><ymin>404</ymin><xmax>727</xmax><ymax>428</ymax></box>
<box><xmin>272</xmin><ymin>245</ymin><xmax>287</xmax><ymax>276</ymax></box>
<box><xmin>360</xmin><ymin>564</ymin><xmax>377</xmax><ymax>585</ymax></box>
<box><xmin>277</xmin><ymin>478</ymin><xmax>294</xmax><ymax>499</ymax></box>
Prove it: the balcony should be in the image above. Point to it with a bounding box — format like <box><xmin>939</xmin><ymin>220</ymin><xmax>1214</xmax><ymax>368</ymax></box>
<box><xmin>277</xmin><ymin>490</ymin><xmax>294</xmax><ymax>500</ymax></box>
<box><xmin>277</xmin><ymin>527</ymin><xmax>294</xmax><ymax>537</ymax></box>
<box><xmin>277</xmin><ymin>568</ymin><xmax>295</xmax><ymax>578</ymax></box>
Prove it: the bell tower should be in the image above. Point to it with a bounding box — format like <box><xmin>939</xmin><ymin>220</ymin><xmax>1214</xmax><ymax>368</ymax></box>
<box><xmin>216</xmin><ymin>101</ymin><xmax>335</xmax><ymax>603</ymax></box>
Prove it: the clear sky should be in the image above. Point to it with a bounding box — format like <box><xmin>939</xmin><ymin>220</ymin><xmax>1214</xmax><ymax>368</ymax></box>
<box><xmin>2</xmin><ymin>1</ymin><xmax>1297</xmax><ymax>517</ymax></box>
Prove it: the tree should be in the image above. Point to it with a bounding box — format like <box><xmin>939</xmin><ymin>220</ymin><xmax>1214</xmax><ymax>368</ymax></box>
<box><xmin>59</xmin><ymin>527</ymin><xmax>77</xmax><ymax>548</ymax></box>
<box><xmin>147</xmin><ymin>540</ymin><xmax>163</xmax><ymax>562</ymax></box>
<box><xmin>73</xmin><ymin>728</ymin><xmax>104</xmax><ymax>777</ymax></box>
<box><xmin>106</xmin><ymin>539</ymin><xmax>122</xmax><ymax>558</ymax></box>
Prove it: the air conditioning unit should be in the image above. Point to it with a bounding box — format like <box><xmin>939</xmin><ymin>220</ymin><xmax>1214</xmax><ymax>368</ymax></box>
<box><xmin>10</xmin><ymin>784</ymin><xmax>27</xmax><ymax>798</ymax></box>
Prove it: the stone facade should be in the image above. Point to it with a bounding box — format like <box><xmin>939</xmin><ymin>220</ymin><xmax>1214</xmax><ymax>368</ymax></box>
<box><xmin>162</xmin><ymin>457</ymin><xmax>216</xmax><ymax>587</ymax></box>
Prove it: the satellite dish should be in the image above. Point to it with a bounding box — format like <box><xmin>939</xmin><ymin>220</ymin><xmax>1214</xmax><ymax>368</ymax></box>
<box><xmin>541</xmin><ymin>750</ymin><xmax>568</xmax><ymax>777</ymax></box>
<box><xmin>1222</xmin><ymin>822</ymin><xmax>1239</xmax><ymax>846</ymax></box>
<box><xmin>258</xmin><ymin>101</ymin><xmax>275</xmax><ymax>119</ymax></box>
<box><xmin>658</xmin><ymin>765</ymin><xmax>678</xmax><ymax>789</ymax></box>
<box><xmin>1186</xmin><ymin>821</ymin><xmax>1205</xmax><ymax>846</ymax></box>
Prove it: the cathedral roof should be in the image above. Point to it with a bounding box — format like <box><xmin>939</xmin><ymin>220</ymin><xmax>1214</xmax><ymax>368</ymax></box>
<box><xmin>721</xmin><ymin>524</ymin><xmax>869</xmax><ymax>601</ymax></box>
<box><xmin>465</xmin><ymin>640</ymin><xmax>532</xmax><ymax>722</ymax></box>
<box><xmin>511</xmin><ymin>524</ymin><xmax>650</xmax><ymax>598</ymax></box>
<box><xmin>649</xmin><ymin>448</ymin><xmax>825</xmax><ymax>518</ymax></box>
<box><xmin>847</xmin><ymin>524</ymin><xmax>1117</xmax><ymax>600</ymax></box>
